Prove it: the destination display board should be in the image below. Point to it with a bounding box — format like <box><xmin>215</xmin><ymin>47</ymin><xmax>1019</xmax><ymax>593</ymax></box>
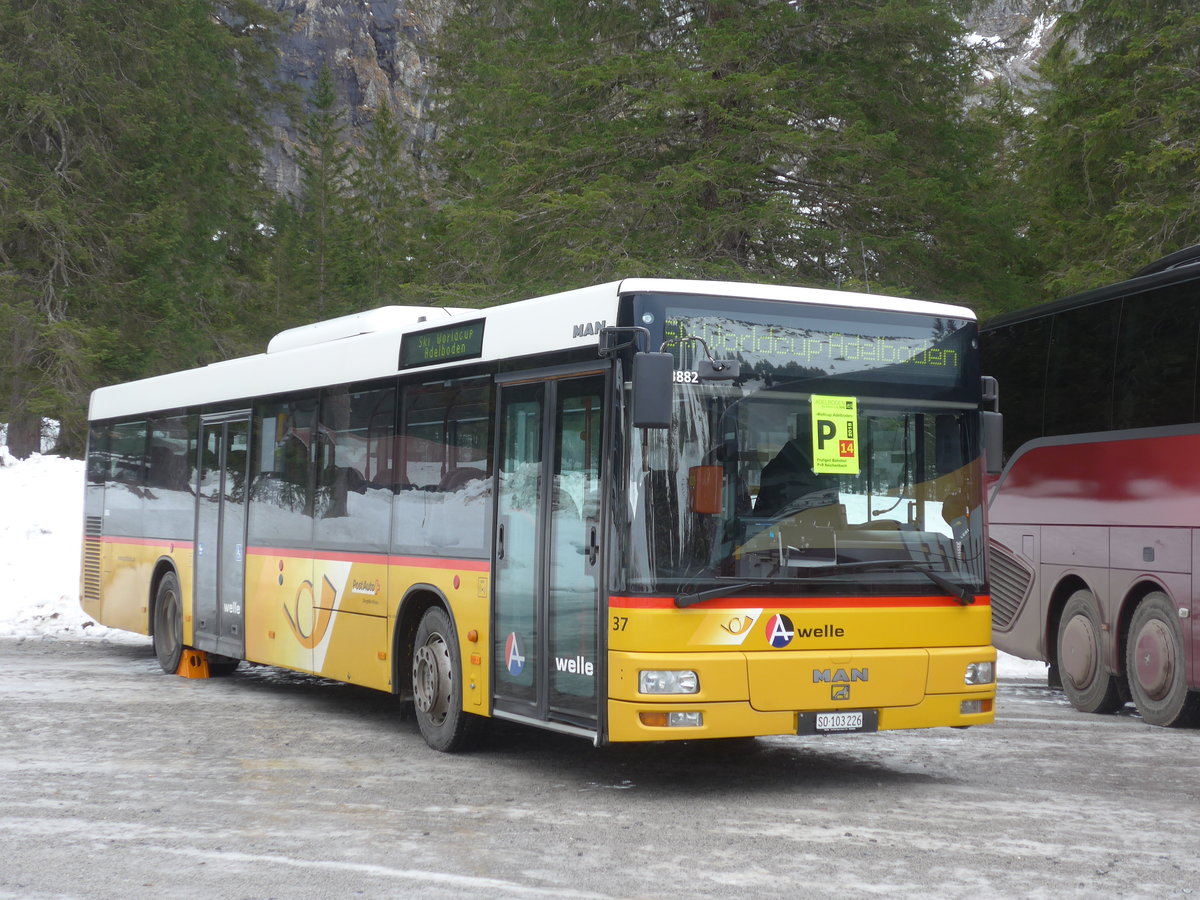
<box><xmin>399</xmin><ymin>319</ymin><xmax>486</xmax><ymax>369</ymax></box>
<box><xmin>660</xmin><ymin>303</ymin><xmax>969</xmax><ymax>389</ymax></box>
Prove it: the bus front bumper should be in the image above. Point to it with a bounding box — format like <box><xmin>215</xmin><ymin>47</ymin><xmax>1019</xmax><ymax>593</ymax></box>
<box><xmin>605</xmin><ymin>647</ymin><xmax>996</xmax><ymax>742</ymax></box>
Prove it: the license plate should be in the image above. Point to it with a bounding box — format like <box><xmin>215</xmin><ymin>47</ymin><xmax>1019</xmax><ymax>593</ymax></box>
<box><xmin>797</xmin><ymin>709</ymin><xmax>879</xmax><ymax>735</ymax></box>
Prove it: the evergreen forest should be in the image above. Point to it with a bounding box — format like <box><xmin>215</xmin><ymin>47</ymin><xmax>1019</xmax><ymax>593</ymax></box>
<box><xmin>3</xmin><ymin>0</ymin><xmax>1199</xmax><ymax>457</ymax></box>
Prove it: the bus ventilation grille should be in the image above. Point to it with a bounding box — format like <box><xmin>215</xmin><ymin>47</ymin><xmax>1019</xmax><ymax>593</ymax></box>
<box><xmin>85</xmin><ymin>516</ymin><xmax>103</xmax><ymax>538</ymax></box>
<box><xmin>82</xmin><ymin>536</ymin><xmax>103</xmax><ymax>603</ymax></box>
<box><xmin>988</xmin><ymin>540</ymin><xmax>1033</xmax><ymax>630</ymax></box>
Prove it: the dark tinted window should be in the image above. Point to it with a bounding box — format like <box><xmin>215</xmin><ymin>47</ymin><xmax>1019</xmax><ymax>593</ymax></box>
<box><xmin>1044</xmin><ymin>302</ymin><xmax>1120</xmax><ymax>438</ymax></box>
<box><xmin>1112</xmin><ymin>284</ymin><xmax>1200</xmax><ymax>429</ymax></box>
<box><xmin>981</xmin><ymin>317</ymin><xmax>1051</xmax><ymax>459</ymax></box>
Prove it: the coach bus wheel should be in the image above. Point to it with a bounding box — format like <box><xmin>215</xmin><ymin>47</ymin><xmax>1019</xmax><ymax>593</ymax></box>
<box><xmin>1126</xmin><ymin>592</ymin><xmax>1200</xmax><ymax>727</ymax></box>
<box><xmin>1057</xmin><ymin>590</ymin><xmax>1124</xmax><ymax>715</ymax></box>
<box><xmin>152</xmin><ymin>572</ymin><xmax>184</xmax><ymax>674</ymax></box>
<box><xmin>412</xmin><ymin>607</ymin><xmax>483</xmax><ymax>752</ymax></box>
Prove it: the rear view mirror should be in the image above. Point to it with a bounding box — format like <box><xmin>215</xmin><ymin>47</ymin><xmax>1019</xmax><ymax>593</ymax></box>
<box><xmin>982</xmin><ymin>411</ymin><xmax>1003</xmax><ymax>476</ymax></box>
<box><xmin>632</xmin><ymin>351</ymin><xmax>673</xmax><ymax>428</ymax></box>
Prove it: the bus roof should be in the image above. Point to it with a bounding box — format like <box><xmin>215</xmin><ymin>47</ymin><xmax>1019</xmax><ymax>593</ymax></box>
<box><xmin>983</xmin><ymin>245</ymin><xmax>1200</xmax><ymax>332</ymax></box>
<box><xmin>88</xmin><ymin>278</ymin><xmax>977</xmax><ymax>421</ymax></box>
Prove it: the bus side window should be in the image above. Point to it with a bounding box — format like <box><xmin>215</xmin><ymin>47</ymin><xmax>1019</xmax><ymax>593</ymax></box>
<box><xmin>249</xmin><ymin>397</ymin><xmax>318</xmax><ymax>546</ymax></box>
<box><xmin>394</xmin><ymin>376</ymin><xmax>493</xmax><ymax>558</ymax></box>
<box><xmin>313</xmin><ymin>386</ymin><xmax>395</xmax><ymax>553</ymax></box>
<box><xmin>1113</xmin><ymin>285</ymin><xmax>1200</xmax><ymax>429</ymax></box>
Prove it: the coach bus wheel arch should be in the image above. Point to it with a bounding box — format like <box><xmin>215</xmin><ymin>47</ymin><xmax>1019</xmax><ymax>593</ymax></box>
<box><xmin>152</xmin><ymin>570</ymin><xmax>184</xmax><ymax>674</ymax></box>
<box><xmin>1056</xmin><ymin>588</ymin><xmax>1125</xmax><ymax>715</ymax></box>
<box><xmin>1044</xmin><ymin>576</ymin><xmax>1087</xmax><ymax>688</ymax></box>
<box><xmin>410</xmin><ymin>605</ymin><xmax>485</xmax><ymax>752</ymax></box>
<box><xmin>1124</xmin><ymin>592</ymin><xmax>1200</xmax><ymax>727</ymax></box>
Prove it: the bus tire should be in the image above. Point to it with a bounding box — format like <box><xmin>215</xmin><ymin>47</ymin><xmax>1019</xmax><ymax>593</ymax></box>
<box><xmin>1126</xmin><ymin>592</ymin><xmax>1200</xmax><ymax>727</ymax></box>
<box><xmin>152</xmin><ymin>572</ymin><xmax>184</xmax><ymax>675</ymax></box>
<box><xmin>1057</xmin><ymin>590</ymin><xmax>1124</xmax><ymax>715</ymax></box>
<box><xmin>412</xmin><ymin>607</ymin><xmax>484</xmax><ymax>752</ymax></box>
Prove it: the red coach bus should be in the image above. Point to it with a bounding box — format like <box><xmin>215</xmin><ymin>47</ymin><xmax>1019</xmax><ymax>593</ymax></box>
<box><xmin>982</xmin><ymin>245</ymin><xmax>1200</xmax><ymax>726</ymax></box>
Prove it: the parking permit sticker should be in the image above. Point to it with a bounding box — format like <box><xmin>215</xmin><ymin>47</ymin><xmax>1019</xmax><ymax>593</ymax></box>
<box><xmin>811</xmin><ymin>395</ymin><xmax>860</xmax><ymax>475</ymax></box>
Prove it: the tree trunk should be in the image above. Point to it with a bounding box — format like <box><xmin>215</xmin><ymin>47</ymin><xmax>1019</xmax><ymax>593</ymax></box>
<box><xmin>5</xmin><ymin>410</ymin><xmax>42</xmax><ymax>458</ymax></box>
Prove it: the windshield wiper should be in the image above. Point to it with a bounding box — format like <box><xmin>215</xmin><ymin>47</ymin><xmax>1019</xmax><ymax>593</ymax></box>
<box><xmin>675</xmin><ymin>581</ymin><xmax>776</xmax><ymax>608</ymax></box>
<box><xmin>801</xmin><ymin>559</ymin><xmax>976</xmax><ymax>606</ymax></box>
<box><xmin>672</xmin><ymin>561</ymin><xmax>975</xmax><ymax>608</ymax></box>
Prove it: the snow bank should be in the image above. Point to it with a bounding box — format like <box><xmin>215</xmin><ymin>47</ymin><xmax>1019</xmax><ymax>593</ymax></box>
<box><xmin>0</xmin><ymin>455</ymin><xmax>1047</xmax><ymax>679</ymax></box>
<box><xmin>0</xmin><ymin>455</ymin><xmax>137</xmax><ymax>639</ymax></box>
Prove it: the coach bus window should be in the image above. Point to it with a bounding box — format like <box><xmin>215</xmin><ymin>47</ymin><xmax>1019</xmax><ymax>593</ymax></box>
<box><xmin>1044</xmin><ymin>302</ymin><xmax>1119</xmax><ymax>437</ymax></box>
<box><xmin>249</xmin><ymin>396</ymin><xmax>319</xmax><ymax>548</ymax></box>
<box><xmin>314</xmin><ymin>386</ymin><xmax>396</xmax><ymax>553</ymax></box>
<box><xmin>1112</xmin><ymin>286</ymin><xmax>1200</xmax><ymax>430</ymax></box>
<box><xmin>980</xmin><ymin>317</ymin><xmax>1050</xmax><ymax>459</ymax></box>
<box><xmin>393</xmin><ymin>376</ymin><xmax>493</xmax><ymax>559</ymax></box>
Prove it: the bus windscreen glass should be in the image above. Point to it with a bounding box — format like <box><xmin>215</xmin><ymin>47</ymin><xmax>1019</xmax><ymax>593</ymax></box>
<box><xmin>626</xmin><ymin>295</ymin><xmax>985</xmax><ymax>598</ymax></box>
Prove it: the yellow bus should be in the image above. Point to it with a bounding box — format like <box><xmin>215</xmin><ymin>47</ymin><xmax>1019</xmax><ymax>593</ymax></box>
<box><xmin>82</xmin><ymin>279</ymin><xmax>998</xmax><ymax>751</ymax></box>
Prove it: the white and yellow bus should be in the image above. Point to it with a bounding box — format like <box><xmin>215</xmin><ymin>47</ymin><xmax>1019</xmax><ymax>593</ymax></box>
<box><xmin>82</xmin><ymin>278</ymin><xmax>998</xmax><ymax>751</ymax></box>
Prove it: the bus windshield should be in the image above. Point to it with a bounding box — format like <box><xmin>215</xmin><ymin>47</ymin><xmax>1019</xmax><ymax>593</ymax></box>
<box><xmin>625</xmin><ymin>297</ymin><xmax>986</xmax><ymax>599</ymax></box>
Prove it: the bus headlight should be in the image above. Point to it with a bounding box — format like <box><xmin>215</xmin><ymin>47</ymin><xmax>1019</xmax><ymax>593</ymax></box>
<box><xmin>639</xmin><ymin>670</ymin><xmax>699</xmax><ymax>694</ymax></box>
<box><xmin>964</xmin><ymin>661</ymin><xmax>995</xmax><ymax>685</ymax></box>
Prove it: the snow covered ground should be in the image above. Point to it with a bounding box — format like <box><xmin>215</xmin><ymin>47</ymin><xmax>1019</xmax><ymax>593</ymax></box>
<box><xmin>0</xmin><ymin>453</ymin><xmax>1048</xmax><ymax>680</ymax></box>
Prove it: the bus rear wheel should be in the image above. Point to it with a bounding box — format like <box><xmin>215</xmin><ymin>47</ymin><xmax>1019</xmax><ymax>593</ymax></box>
<box><xmin>1057</xmin><ymin>589</ymin><xmax>1124</xmax><ymax>715</ymax></box>
<box><xmin>411</xmin><ymin>607</ymin><xmax>484</xmax><ymax>752</ymax></box>
<box><xmin>152</xmin><ymin>572</ymin><xmax>184</xmax><ymax>675</ymax></box>
<box><xmin>1126</xmin><ymin>592</ymin><xmax>1200</xmax><ymax>727</ymax></box>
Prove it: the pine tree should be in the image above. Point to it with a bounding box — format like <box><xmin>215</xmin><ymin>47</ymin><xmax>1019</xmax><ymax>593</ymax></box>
<box><xmin>291</xmin><ymin>65</ymin><xmax>360</xmax><ymax>317</ymax></box>
<box><xmin>0</xmin><ymin>0</ymin><xmax>279</xmax><ymax>456</ymax></box>
<box><xmin>1024</xmin><ymin>1</ymin><xmax>1200</xmax><ymax>296</ymax></box>
<box><xmin>350</xmin><ymin>102</ymin><xmax>422</xmax><ymax>306</ymax></box>
<box><xmin>423</xmin><ymin>0</ymin><xmax>1029</xmax><ymax>308</ymax></box>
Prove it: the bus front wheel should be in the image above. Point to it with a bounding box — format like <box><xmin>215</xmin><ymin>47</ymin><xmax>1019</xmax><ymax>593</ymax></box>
<box><xmin>1057</xmin><ymin>590</ymin><xmax>1124</xmax><ymax>715</ymax></box>
<box><xmin>411</xmin><ymin>607</ymin><xmax>484</xmax><ymax>752</ymax></box>
<box><xmin>1126</xmin><ymin>592</ymin><xmax>1200</xmax><ymax>727</ymax></box>
<box><xmin>152</xmin><ymin>572</ymin><xmax>184</xmax><ymax>675</ymax></box>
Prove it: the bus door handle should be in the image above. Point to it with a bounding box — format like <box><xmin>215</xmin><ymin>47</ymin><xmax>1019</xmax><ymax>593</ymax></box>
<box><xmin>586</xmin><ymin>521</ymin><xmax>599</xmax><ymax>567</ymax></box>
<box><xmin>497</xmin><ymin>522</ymin><xmax>505</xmax><ymax>560</ymax></box>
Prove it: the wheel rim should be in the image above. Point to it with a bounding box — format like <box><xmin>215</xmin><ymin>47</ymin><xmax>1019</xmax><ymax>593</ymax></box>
<box><xmin>413</xmin><ymin>632</ymin><xmax>452</xmax><ymax>725</ymax></box>
<box><xmin>155</xmin><ymin>586</ymin><xmax>181</xmax><ymax>669</ymax></box>
<box><xmin>1132</xmin><ymin>618</ymin><xmax>1176</xmax><ymax>701</ymax></box>
<box><xmin>1061</xmin><ymin>613</ymin><xmax>1099</xmax><ymax>689</ymax></box>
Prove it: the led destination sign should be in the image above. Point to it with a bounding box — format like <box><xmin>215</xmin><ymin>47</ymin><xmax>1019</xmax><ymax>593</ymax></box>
<box><xmin>399</xmin><ymin>319</ymin><xmax>485</xmax><ymax>369</ymax></box>
<box><xmin>662</xmin><ymin>306</ymin><xmax>968</xmax><ymax>385</ymax></box>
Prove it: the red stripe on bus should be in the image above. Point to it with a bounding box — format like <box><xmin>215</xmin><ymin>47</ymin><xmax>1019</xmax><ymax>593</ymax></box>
<box><xmin>246</xmin><ymin>546</ymin><xmax>489</xmax><ymax>572</ymax></box>
<box><xmin>609</xmin><ymin>594</ymin><xmax>990</xmax><ymax>610</ymax></box>
<box><xmin>96</xmin><ymin>536</ymin><xmax>194</xmax><ymax>549</ymax></box>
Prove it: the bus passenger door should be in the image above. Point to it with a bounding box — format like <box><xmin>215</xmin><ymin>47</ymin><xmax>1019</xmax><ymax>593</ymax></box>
<box><xmin>493</xmin><ymin>372</ymin><xmax>606</xmax><ymax>731</ymax></box>
<box><xmin>194</xmin><ymin>413</ymin><xmax>251</xmax><ymax>660</ymax></box>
